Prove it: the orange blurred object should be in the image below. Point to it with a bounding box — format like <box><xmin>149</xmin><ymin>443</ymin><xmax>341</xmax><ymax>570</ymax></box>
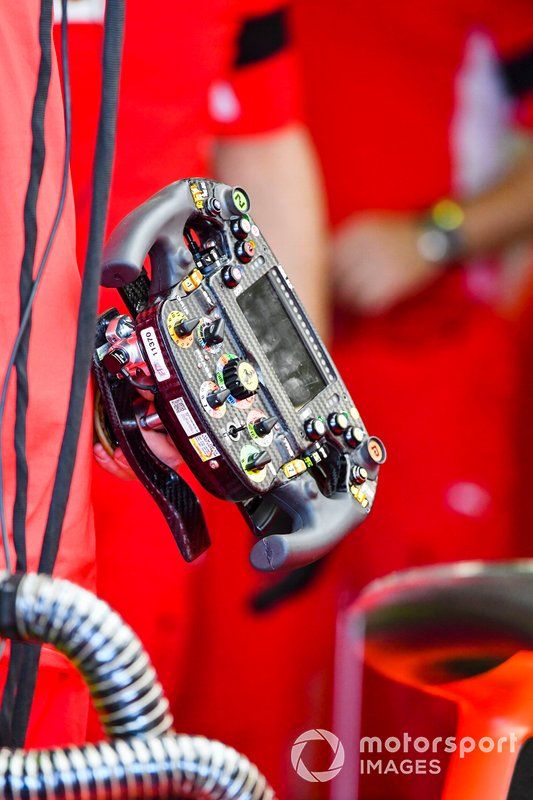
<box><xmin>351</xmin><ymin>561</ymin><xmax>533</xmax><ymax>798</ymax></box>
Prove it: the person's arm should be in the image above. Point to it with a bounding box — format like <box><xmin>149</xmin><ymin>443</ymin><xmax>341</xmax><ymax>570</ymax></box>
<box><xmin>461</xmin><ymin>153</ymin><xmax>533</xmax><ymax>254</ymax></box>
<box><xmin>334</xmin><ymin>148</ymin><xmax>533</xmax><ymax>315</ymax></box>
<box><xmin>215</xmin><ymin>123</ymin><xmax>330</xmax><ymax>338</ymax></box>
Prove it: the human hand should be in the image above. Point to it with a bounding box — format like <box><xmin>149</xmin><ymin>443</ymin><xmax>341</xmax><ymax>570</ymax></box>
<box><xmin>94</xmin><ymin>427</ymin><xmax>182</xmax><ymax>481</ymax></box>
<box><xmin>333</xmin><ymin>212</ymin><xmax>440</xmax><ymax>314</ymax></box>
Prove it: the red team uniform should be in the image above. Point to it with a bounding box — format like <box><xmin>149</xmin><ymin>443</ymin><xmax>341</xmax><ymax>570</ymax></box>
<box><xmin>0</xmin><ymin>1</ymin><xmax>95</xmax><ymax>746</ymax></box>
<box><xmin>294</xmin><ymin>1</ymin><xmax>533</xmax><ymax>797</ymax></box>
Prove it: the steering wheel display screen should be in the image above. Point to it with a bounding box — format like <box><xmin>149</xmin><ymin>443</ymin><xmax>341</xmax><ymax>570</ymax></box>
<box><xmin>237</xmin><ymin>272</ymin><xmax>326</xmax><ymax>409</ymax></box>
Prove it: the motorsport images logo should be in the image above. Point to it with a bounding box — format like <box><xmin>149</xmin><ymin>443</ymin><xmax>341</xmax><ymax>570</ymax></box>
<box><xmin>291</xmin><ymin>729</ymin><xmax>345</xmax><ymax>783</ymax></box>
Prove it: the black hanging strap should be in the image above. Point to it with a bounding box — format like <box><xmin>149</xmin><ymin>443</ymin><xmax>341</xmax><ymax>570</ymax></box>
<box><xmin>0</xmin><ymin>0</ymin><xmax>125</xmax><ymax>747</ymax></box>
<box><xmin>0</xmin><ymin>0</ymin><xmax>54</xmax><ymax>746</ymax></box>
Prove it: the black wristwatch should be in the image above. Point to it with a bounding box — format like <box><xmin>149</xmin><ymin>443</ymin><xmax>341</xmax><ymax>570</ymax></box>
<box><xmin>416</xmin><ymin>198</ymin><xmax>466</xmax><ymax>265</ymax></box>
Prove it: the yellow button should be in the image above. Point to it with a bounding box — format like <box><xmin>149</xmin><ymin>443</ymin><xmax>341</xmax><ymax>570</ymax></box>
<box><xmin>190</xmin><ymin>269</ymin><xmax>203</xmax><ymax>287</ymax></box>
<box><xmin>181</xmin><ymin>276</ymin><xmax>196</xmax><ymax>293</ymax></box>
<box><xmin>282</xmin><ymin>459</ymin><xmax>307</xmax><ymax>479</ymax></box>
<box><xmin>361</xmin><ymin>498</ymin><xmax>369</xmax><ymax>508</ymax></box>
<box><xmin>283</xmin><ymin>462</ymin><xmax>298</xmax><ymax>479</ymax></box>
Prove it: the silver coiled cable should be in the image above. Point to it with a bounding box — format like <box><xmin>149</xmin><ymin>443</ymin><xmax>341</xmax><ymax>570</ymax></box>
<box><xmin>0</xmin><ymin>572</ymin><xmax>277</xmax><ymax>799</ymax></box>
<box><xmin>0</xmin><ymin>735</ymin><xmax>275</xmax><ymax>799</ymax></box>
<box><xmin>10</xmin><ymin>571</ymin><xmax>173</xmax><ymax>739</ymax></box>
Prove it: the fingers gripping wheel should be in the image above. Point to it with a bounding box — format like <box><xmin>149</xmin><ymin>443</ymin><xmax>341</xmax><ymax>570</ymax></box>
<box><xmin>94</xmin><ymin>178</ymin><xmax>386</xmax><ymax>571</ymax></box>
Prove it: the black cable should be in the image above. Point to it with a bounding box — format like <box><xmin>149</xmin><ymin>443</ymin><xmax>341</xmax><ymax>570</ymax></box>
<box><xmin>0</xmin><ymin>1</ymin><xmax>73</xmax><ymax>575</ymax></box>
<box><xmin>39</xmin><ymin>0</ymin><xmax>124</xmax><ymax>572</ymax></box>
<box><xmin>0</xmin><ymin>0</ymin><xmax>56</xmax><ymax>746</ymax></box>
<box><xmin>12</xmin><ymin>0</ymin><xmax>54</xmax><ymax>575</ymax></box>
<box><xmin>7</xmin><ymin>0</ymin><xmax>125</xmax><ymax>746</ymax></box>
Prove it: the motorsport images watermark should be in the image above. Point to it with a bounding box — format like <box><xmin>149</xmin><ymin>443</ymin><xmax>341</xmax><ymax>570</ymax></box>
<box><xmin>359</xmin><ymin>732</ymin><xmax>519</xmax><ymax>776</ymax></box>
<box><xmin>291</xmin><ymin>729</ymin><xmax>345</xmax><ymax>783</ymax></box>
<box><xmin>291</xmin><ymin>730</ymin><xmax>519</xmax><ymax>782</ymax></box>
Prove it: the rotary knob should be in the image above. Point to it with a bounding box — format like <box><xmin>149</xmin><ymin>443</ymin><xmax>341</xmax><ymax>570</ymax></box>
<box><xmin>206</xmin><ymin>387</ymin><xmax>231</xmax><ymax>410</ymax></box>
<box><xmin>223</xmin><ymin>358</ymin><xmax>259</xmax><ymax>400</ymax></box>
<box><xmin>174</xmin><ymin>317</ymin><xmax>200</xmax><ymax>337</ymax></box>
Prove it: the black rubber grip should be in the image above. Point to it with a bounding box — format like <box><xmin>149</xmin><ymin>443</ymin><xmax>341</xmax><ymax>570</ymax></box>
<box><xmin>101</xmin><ymin>180</ymin><xmax>197</xmax><ymax>289</ymax></box>
<box><xmin>247</xmin><ymin>467</ymin><xmax>364</xmax><ymax>571</ymax></box>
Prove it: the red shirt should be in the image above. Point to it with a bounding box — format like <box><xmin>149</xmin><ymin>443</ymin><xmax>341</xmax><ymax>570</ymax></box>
<box><xmin>0</xmin><ymin>1</ymin><xmax>95</xmax><ymax>747</ymax></box>
<box><xmin>295</xmin><ymin>0</ymin><xmax>533</xmax><ymax>223</ymax></box>
<box><xmin>294</xmin><ymin>3</ymin><xmax>533</xmax><ymax>798</ymax></box>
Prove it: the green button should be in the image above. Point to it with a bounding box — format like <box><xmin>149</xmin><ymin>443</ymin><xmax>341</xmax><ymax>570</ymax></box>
<box><xmin>232</xmin><ymin>187</ymin><xmax>250</xmax><ymax>213</ymax></box>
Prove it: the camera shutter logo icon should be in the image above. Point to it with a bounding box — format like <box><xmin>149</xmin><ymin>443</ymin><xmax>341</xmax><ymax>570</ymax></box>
<box><xmin>291</xmin><ymin>729</ymin><xmax>345</xmax><ymax>783</ymax></box>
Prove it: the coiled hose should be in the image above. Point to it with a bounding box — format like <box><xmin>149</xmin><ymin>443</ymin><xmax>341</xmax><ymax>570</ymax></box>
<box><xmin>0</xmin><ymin>572</ymin><xmax>277</xmax><ymax>799</ymax></box>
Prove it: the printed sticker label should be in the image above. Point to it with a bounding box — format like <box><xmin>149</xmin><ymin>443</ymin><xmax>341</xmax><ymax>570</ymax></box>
<box><xmin>140</xmin><ymin>327</ymin><xmax>170</xmax><ymax>382</ymax></box>
<box><xmin>190</xmin><ymin>433</ymin><xmax>220</xmax><ymax>462</ymax></box>
<box><xmin>170</xmin><ymin>397</ymin><xmax>200</xmax><ymax>437</ymax></box>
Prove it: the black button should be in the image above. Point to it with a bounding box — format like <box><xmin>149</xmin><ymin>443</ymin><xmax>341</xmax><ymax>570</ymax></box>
<box><xmin>231</xmin><ymin>216</ymin><xmax>252</xmax><ymax>240</ymax></box>
<box><xmin>222</xmin><ymin>264</ymin><xmax>242</xmax><ymax>288</ymax></box>
<box><xmin>328</xmin><ymin>413</ymin><xmax>349</xmax><ymax>435</ymax></box>
<box><xmin>345</xmin><ymin>426</ymin><xmax>365</xmax><ymax>449</ymax></box>
<box><xmin>235</xmin><ymin>240</ymin><xmax>256</xmax><ymax>264</ymax></box>
<box><xmin>304</xmin><ymin>418</ymin><xmax>327</xmax><ymax>441</ymax></box>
